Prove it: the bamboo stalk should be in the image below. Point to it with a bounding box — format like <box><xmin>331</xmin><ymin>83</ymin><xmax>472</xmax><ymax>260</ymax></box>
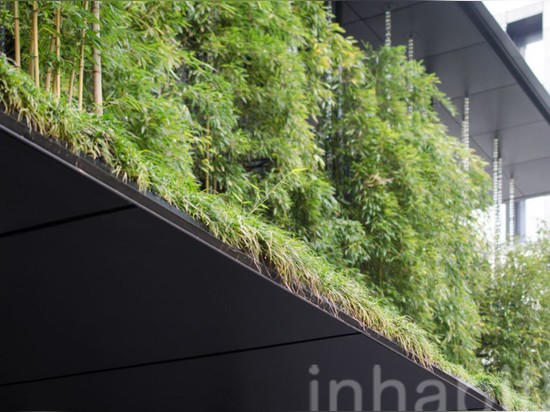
<box><xmin>45</xmin><ymin>32</ymin><xmax>55</xmax><ymax>91</ymax></box>
<box><xmin>77</xmin><ymin>0</ymin><xmax>89</xmax><ymax>111</ymax></box>
<box><xmin>31</xmin><ymin>1</ymin><xmax>39</xmax><ymax>87</ymax></box>
<box><xmin>205</xmin><ymin>124</ymin><xmax>210</xmax><ymax>193</ymax></box>
<box><xmin>91</xmin><ymin>1</ymin><xmax>102</xmax><ymax>116</ymax></box>
<box><xmin>13</xmin><ymin>1</ymin><xmax>20</xmax><ymax>69</ymax></box>
<box><xmin>68</xmin><ymin>69</ymin><xmax>75</xmax><ymax>101</ymax></box>
<box><xmin>53</xmin><ymin>6</ymin><xmax>61</xmax><ymax>99</ymax></box>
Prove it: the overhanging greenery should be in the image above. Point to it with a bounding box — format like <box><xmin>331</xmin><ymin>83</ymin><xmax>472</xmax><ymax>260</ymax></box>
<box><xmin>0</xmin><ymin>55</ymin><xmax>532</xmax><ymax>412</ymax></box>
<box><xmin>0</xmin><ymin>1</ymin><xmax>547</xmax><ymax>409</ymax></box>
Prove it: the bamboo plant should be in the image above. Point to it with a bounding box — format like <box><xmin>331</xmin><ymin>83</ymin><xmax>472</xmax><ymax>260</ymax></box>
<box><xmin>13</xmin><ymin>1</ymin><xmax>20</xmax><ymax>68</ymax></box>
<box><xmin>78</xmin><ymin>0</ymin><xmax>89</xmax><ymax>111</ymax></box>
<box><xmin>0</xmin><ymin>2</ymin><xmax>546</xmax><ymax>408</ymax></box>
<box><xmin>53</xmin><ymin>4</ymin><xmax>61</xmax><ymax>99</ymax></box>
<box><xmin>30</xmin><ymin>1</ymin><xmax>39</xmax><ymax>86</ymax></box>
<box><xmin>91</xmin><ymin>0</ymin><xmax>101</xmax><ymax>115</ymax></box>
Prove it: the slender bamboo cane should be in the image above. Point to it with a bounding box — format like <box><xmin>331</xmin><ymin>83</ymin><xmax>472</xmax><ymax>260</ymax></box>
<box><xmin>31</xmin><ymin>1</ymin><xmax>39</xmax><ymax>87</ymax></box>
<box><xmin>68</xmin><ymin>69</ymin><xmax>75</xmax><ymax>101</ymax></box>
<box><xmin>91</xmin><ymin>1</ymin><xmax>102</xmax><ymax>116</ymax></box>
<box><xmin>13</xmin><ymin>1</ymin><xmax>20</xmax><ymax>69</ymax></box>
<box><xmin>205</xmin><ymin>124</ymin><xmax>210</xmax><ymax>193</ymax></box>
<box><xmin>78</xmin><ymin>1</ymin><xmax>89</xmax><ymax>111</ymax></box>
<box><xmin>45</xmin><ymin>32</ymin><xmax>55</xmax><ymax>91</ymax></box>
<box><xmin>53</xmin><ymin>6</ymin><xmax>61</xmax><ymax>99</ymax></box>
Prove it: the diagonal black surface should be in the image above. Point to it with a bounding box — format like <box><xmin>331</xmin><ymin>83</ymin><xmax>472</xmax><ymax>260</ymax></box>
<box><xmin>0</xmin><ymin>99</ymin><xmax>502</xmax><ymax>410</ymax></box>
<box><xmin>0</xmin><ymin>204</ymin><xmax>135</xmax><ymax>239</ymax></box>
<box><xmin>0</xmin><ymin>121</ymin><xmax>131</xmax><ymax>234</ymax></box>
<box><xmin>0</xmin><ymin>332</ymin><xmax>361</xmax><ymax>388</ymax></box>
<box><xmin>0</xmin><ymin>334</ymin><xmax>494</xmax><ymax>412</ymax></box>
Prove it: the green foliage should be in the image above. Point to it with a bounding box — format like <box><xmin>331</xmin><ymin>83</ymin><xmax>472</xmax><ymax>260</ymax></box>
<box><xmin>479</xmin><ymin>231</ymin><xmax>550</xmax><ymax>408</ymax></box>
<box><xmin>175</xmin><ymin>4</ymin><xmax>493</xmax><ymax>371</ymax></box>
<box><xmin>0</xmin><ymin>1</ymin><xmax>546</xmax><ymax>408</ymax></box>
<box><xmin>314</xmin><ymin>41</ymin><xmax>493</xmax><ymax>368</ymax></box>
<box><xmin>8</xmin><ymin>1</ymin><xmax>199</xmax><ymax>183</ymax></box>
<box><xmin>0</xmin><ymin>55</ymin><xmax>440</xmax><ymax>370</ymax></box>
<box><xmin>179</xmin><ymin>1</ymin><xmax>334</xmax><ymax>233</ymax></box>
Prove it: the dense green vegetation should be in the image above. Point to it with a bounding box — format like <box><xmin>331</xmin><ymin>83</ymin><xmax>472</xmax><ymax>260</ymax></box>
<box><xmin>480</xmin><ymin>231</ymin><xmax>550</xmax><ymax>408</ymax></box>
<box><xmin>0</xmin><ymin>2</ymin><xmax>547</xmax><ymax>408</ymax></box>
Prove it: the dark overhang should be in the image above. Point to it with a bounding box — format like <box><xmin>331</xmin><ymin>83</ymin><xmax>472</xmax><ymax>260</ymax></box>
<box><xmin>0</xmin><ymin>110</ymin><xmax>502</xmax><ymax>410</ymax></box>
<box><xmin>339</xmin><ymin>1</ymin><xmax>550</xmax><ymax>202</ymax></box>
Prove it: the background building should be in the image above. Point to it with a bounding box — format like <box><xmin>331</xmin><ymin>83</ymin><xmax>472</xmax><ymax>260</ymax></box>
<box><xmin>338</xmin><ymin>1</ymin><xmax>550</xmax><ymax>244</ymax></box>
<box><xmin>484</xmin><ymin>0</ymin><xmax>550</xmax><ymax>240</ymax></box>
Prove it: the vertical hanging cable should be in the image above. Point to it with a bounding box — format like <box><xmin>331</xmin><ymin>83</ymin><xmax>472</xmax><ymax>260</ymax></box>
<box><xmin>385</xmin><ymin>9</ymin><xmax>391</xmax><ymax>47</ymax></box>
<box><xmin>407</xmin><ymin>36</ymin><xmax>414</xmax><ymax>61</ymax></box>
<box><xmin>497</xmin><ymin>157</ymin><xmax>503</xmax><ymax>258</ymax></box>
<box><xmin>509</xmin><ymin>177</ymin><xmax>515</xmax><ymax>244</ymax></box>
<box><xmin>324</xmin><ymin>0</ymin><xmax>334</xmax><ymax>179</ymax></box>
<box><xmin>462</xmin><ymin>97</ymin><xmax>470</xmax><ymax>171</ymax></box>
<box><xmin>0</xmin><ymin>0</ymin><xmax>5</xmax><ymax>57</ymax></box>
<box><xmin>493</xmin><ymin>138</ymin><xmax>501</xmax><ymax>262</ymax></box>
<box><xmin>407</xmin><ymin>36</ymin><xmax>414</xmax><ymax>116</ymax></box>
<box><xmin>326</xmin><ymin>0</ymin><xmax>333</xmax><ymax>18</ymax></box>
<box><xmin>384</xmin><ymin>9</ymin><xmax>392</xmax><ymax>119</ymax></box>
<box><xmin>336</xmin><ymin>64</ymin><xmax>344</xmax><ymax>187</ymax></box>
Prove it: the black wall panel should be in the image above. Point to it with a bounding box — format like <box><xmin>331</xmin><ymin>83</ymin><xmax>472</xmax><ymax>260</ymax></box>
<box><xmin>0</xmin><ymin>334</ymin><xmax>487</xmax><ymax>412</ymax></box>
<box><xmin>0</xmin><ymin>111</ymin><xmax>500</xmax><ymax>410</ymax></box>
<box><xmin>0</xmin><ymin>207</ymin><xmax>351</xmax><ymax>385</ymax></box>
<box><xmin>0</xmin><ymin>128</ymin><xmax>129</xmax><ymax>234</ymax></box>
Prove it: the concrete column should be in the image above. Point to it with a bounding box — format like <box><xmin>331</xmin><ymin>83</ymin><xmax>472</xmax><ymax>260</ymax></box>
<box><xmin>516</xmin><ymin>199</ymin><xmax>527</xmax><ymax>242</ymax></box>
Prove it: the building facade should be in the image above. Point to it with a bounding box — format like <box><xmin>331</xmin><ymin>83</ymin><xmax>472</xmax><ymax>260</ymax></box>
<box><xmin>485</xmin><ymin>0</ymin><xmax>550</xmax><ymax>240</ymax></box>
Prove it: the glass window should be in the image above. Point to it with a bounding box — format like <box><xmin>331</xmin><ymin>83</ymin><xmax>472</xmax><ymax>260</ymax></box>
<box><xmin>506</xmin><ymin>13</ymin><xmax>545</xmax><ymax>82</ymax></box>
<box><xmin>525</xmin><ymin>195</ymin><xmax>550</xmax><ymax>239</ymax></box>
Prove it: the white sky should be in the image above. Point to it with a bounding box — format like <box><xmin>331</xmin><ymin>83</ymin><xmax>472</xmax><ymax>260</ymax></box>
<box><xmin>483</xmin><ymin>1</ymin><xmax>541</xmax><ymax>18</ymax></box>
<box><xmin>484</xmin><ymin>0</ymin><xmax>545</xmax><ymax>81</ymax></box>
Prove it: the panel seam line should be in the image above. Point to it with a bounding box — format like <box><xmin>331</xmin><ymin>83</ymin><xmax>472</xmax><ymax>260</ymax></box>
<box><xmin>0</xmin><ymin>332</ymin><xmax>361</xmax><ymax>387</ymax></box>
<box><xmin>0</xmin><ymin>204</ymin><xmax>135</xmax><ymax>239</ymax></box>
